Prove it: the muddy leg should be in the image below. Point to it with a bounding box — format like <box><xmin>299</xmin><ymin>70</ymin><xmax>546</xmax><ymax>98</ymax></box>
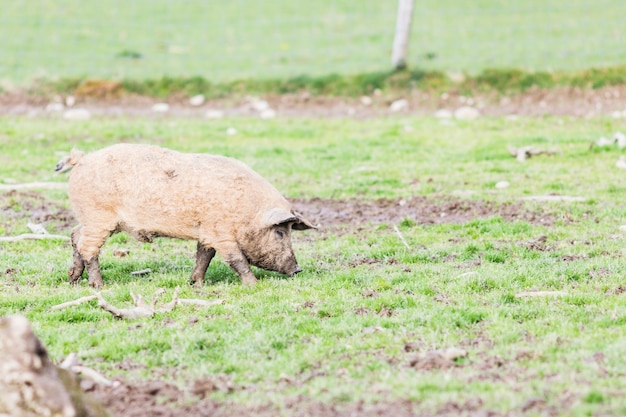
<box><xmin>214</xmin><ymin>242</ymin><xmax>258</xmax><ymax>284</ymax></box>
<box><xmin>191</xmin><ymin>242</ymin><xmax>216</xmax><ymax>287</ymax></box>
<box><xmin>76</xmin><ymin>225</ymin><xmax>112</xmax><ymax>289</ymax></box>
<box><xmin>85</xmin><ymin>257</ymin><xmax>104</xmax><ymax>289</ymax></box>
<box><xmin>68</xmin><ymin>225</ymin><xmax>85</xmax><ymax>284</ymax></box>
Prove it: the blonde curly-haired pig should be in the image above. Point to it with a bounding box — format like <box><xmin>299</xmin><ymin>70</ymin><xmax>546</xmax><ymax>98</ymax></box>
<box><xmin>56</xmin><ymin>144</ymin><xmax>315</xmax><ymax>288</ymax></box>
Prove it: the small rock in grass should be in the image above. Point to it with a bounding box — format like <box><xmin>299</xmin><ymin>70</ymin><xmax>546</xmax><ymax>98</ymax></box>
<box><xmin>226</xmin><ymin>127</ymin><xmax>237</xmax><ymax>135</ymax></box>
<box><xmin>46</xmin><ymin>102</ymin><xmax>64</xmax><ymax>112</ymax></box>
<box><xmin>595</xmin><ymin>136</ymin><xmax>613</xmax><ymax>147</ymax></box>
<box><xmin>389</xmin><ymin>99</ymin><xmax>408</xmax><ymax>112</ymax></box>
<box><xmin>63</xmin><ymin>108</ymin><xmax>91</xmax><ymax>120</ymax></box>
<box><xmin>249</xmin><ymin>99</ymin><xmax>270</xmax><ymax>112</ymax></box>
<box><xmin>205</xmin><ymin>109</ymin><xmax>224</xmax><ymax>119</ymax></box>
<box><xmin>454</xmin><ymin>106</ymin><xmax>480</xmax><ymax>120</ymax></box>
<box><xmin>26</xmin><ymin>223</ymin><xmax>48</xmax><ymax>235</ymax></box>
<box><xmin>189</xmin><ymin>94</ymin><xmax>206</xmax><ymax>106</ymax></box>
<box><xmin>65</xmin><ymin>96</ymin><xmax>76</xmax><ymax>107</ymax></box>
<box><xmin>113</xmin><ymin>248</ymin><xmax>130</xmax><ymax>258</ymax></box>
<box><xmin>151</xmin><ymin>103</ymin><xmax>170</xmax><ymax>113</ymax></box>
<box><xmin>259</xmin><ymin>108</ymin><xmax>276</xmax><ymax>119</ymax></box>
<box><xmin>495</xmin><ymin>181</ymin><xmax>510</xmax><ymax>189</ymax></box>
<box><xmin>434</xmin><ymin>109</ymin><xmax>453</xmax><ymax>119</ymax></box>
<box><xmin>360</xmin><ymin>96</ymin><xmax>373</xmax><ymax>106</ymax></box>
<box><xmin>614</xmin><ymin>132</ymin><xmax>626</xmax><ymax>148</ymax></box>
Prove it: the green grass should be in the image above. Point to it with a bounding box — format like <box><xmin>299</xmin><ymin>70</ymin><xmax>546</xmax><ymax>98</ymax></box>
<box><xmin>1</xmin><ymin>0</ymin><xmax>626</xmax><ymax>85</ymax></box>
<box><xmin>3</xmin><ymin>116</ymin><xmax>626</xmax><ymax>414</ymax></box>
<box><xmin>26</xmin><ymin>65</ymin><xmax>626</xmax><ymax>99</ymax></box>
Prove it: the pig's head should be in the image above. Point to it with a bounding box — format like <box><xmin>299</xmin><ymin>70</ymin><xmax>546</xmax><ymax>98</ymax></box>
<box><xmin>242</xmin><ymin>208</ymin><xmax>315</xmax><ymax>277</ymax></box>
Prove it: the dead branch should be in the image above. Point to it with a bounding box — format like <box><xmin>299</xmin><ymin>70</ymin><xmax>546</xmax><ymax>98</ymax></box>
<box><xmin>50</xmin><ymin>291</ymin><xmax>110</xmax><ymax>311</ymax></box>
<box><xmin>156</xmin><ymin>287</ymin><xmax>180</xmax><ymax>313</ymax></box>
<box><xmin>70</xmin><ymin>366</ymin><xmax>118</xmax><ymax>387</ymax></box>
<box><xmin>59</xmin><ymin>352</ymin><xmax>119</xmax><ymax>387</ymax></box>
<box><xmin>508</xmin><ymin>146</ymin><xmax>558</xmax><ymax>162</ymax></box>
<box><xmin>0</xmin><ymin>233</ymin><xmax>69</xmax><ymax>242</ymax></box>
<box><xmin>95</xmin><ymin>292</ymin><xmax>153</xmax><ymax>319</ymax></box>
<box><xmin>51</xmin><ymin>287</ymin><xmax>222</xmax><ymax>319</ymax></box>
<box><xmin>130</xmin><ymin>268</ymin><xmax>152</xmax><ymax>276</ymax></box>
<box><xmin>0</xmin><ymin>182</ymin><xmax>68</xmax><ymax>191</ymax></box>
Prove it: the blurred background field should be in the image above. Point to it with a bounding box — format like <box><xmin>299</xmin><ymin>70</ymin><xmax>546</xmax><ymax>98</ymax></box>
<box><xmin>1</xmin><ymin>0</ymin><xmax>625</xmax><ymax>86</ymax></box>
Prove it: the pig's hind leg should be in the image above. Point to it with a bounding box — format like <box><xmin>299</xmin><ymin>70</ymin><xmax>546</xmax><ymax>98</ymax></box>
<box><xmin>191</xmin><ymin>242</ymin><xmax>216</xmax><ymax>287</ymax></box>
<box><xmin>75</xmin><ymin>223</ymin><xmax>115</xmax><ymax>288</ymax></box>
<box><xmin>68</xmin><ymin>225</ymin><xmax>85</xmax><ymax>284</ymax></box>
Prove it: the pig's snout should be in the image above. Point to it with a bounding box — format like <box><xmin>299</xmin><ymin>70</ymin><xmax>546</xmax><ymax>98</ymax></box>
<box><xmin>290</xmin><ymin>266</ymin><xmax>303</xmax><ymax>277</ymax></box>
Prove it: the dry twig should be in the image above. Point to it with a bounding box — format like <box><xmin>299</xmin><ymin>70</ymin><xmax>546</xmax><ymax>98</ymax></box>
<box><xmin>393</xmin><ymin>225</ymin><xmax>411</xmax><ymax>250</ymax></box>
<box><xmin>50</xmin><ymin>291</ymin><xmax>110</xmax><ymax>311</ymax></box>
<box><xmin>508</xmin><ymin>146</ymin><xmax>558</xmax><ymax>162</ymax></box>
<box><xmin>49</xmin><ymin>287</ymin><xmax>223</xmax><ymax>320</ymax></box>
<box><xmin>0</xmin><ymin>233</ymin><xmax>69</xmax><ymax>242</ymax></box>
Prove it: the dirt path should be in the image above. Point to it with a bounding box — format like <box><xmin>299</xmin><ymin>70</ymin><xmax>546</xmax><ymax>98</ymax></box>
<box><xmin>3</xmin><ymin>85</ymin><xmax>626</xmax><ymax>118</ymax></box>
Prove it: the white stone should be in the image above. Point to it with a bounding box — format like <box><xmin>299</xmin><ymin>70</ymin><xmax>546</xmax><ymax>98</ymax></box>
<box><xmin>250</xmin><ymin>99</ymin><xmax>270</xmax><ymax>112</ymax></box>
<box><xmin>63</xmin><ymin>108</ymin><xmax>91</xmax><ymax>120</ymax></box>
<box><xmin>389</xmin><ymin>99</ymin><xmax>408</xmax><ymax>112</ymax></box>
<box><xmin>434</xmin><ymin>109</ymin><xmax>453</xmax><ymax>119</ymax></box>
<box><xmin>204</xmin><ymin>109</ymin><xmax>224</xmax><ymax>119</ymax></box>
<box><xmin>189</xmin><ymin>94</ymin><xmax>205</xmax><ymax>106</ymax></box>
<box><xmin>27</xmin><ymin>222</ymin><xmax>48</xmax><ymax>235</ymax></box>
<box><xmin>495</xmin><ymin>181</ymin><xmax>510</xmax><ymax>189</ymax></box>
<box><xmin>45</xmin><ymin>102</ymin><xmax>64</xmax><ymax>112</ymax></box>
<box><xmin>454</xmin><ymin>106</ymin><xmax>480</xmax><ymax>120</ymax></box>
<box><xmin>152</xmin><ymin>103</ymin><xmax>170</xmax><ymax>113</ymax></box>
<box><xmin>259</xmin><ymin>108</ymin><xmax>276</xmax><ymax>119</ymax></box>
<box><xmin>226</xmin><ymin>127</ymin><xmax>237</xmax><ymax>135</ymax></box>
<box><xmin>65</xmin><ymin>96</ymin><xmax>76</xmax><ymax>107</ymax></box>
<box><xmin>360</xmin><ymin>96</ymin><xmax>373</xmax><ymax>106</ymax></box>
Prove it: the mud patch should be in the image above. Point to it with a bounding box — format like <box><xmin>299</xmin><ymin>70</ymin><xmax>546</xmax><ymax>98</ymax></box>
<box><xmin>0</xmin><ymin>190</ymin><xmax>73</xmax><ymax>234</ymax></box>
<box><xmin>89</xmin><ymin>379</ymin><xmax>455</xmax><ymax>417</ymax></box>
<box><xmin>293</xmin><ymin>196</ymin><xmax>556</xmax><ymax>235</ymax></box>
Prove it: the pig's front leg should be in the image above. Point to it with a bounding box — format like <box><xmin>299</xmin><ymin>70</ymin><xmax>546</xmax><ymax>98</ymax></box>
<box><xmin>191</xmin><ymin>242</ymin><xmax>216</xmax><ymax>287</ymax></box>
<box><xmin>215</xmin><ymin>243</ymin><xmax>258</xmax><ymax>285</ymax></box>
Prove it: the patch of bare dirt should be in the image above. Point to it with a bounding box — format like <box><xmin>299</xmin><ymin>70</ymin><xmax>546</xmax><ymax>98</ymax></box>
<box><xmin>3</xmin><ymin>85</ymin><xmax>626</xmax><ymax>118</ymax></box>
<box><xmin>0</xmin><ymin>190</ymin><xmax>74</xmax><ymax>234</ymax></box>
<box><xmin>91</xmin><ymin>379</ymin><xmax>498</xmax><ymax>417</ymax></box>
<box><xmin>293</xmin><ymin>196</ymin><xmax>556</xmax><ymax>234</ymax></box>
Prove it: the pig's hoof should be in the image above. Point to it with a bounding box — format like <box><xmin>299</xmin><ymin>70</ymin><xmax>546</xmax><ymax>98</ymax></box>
<box><xmin>88</xmin><ymin>279</ymin><xmax>104</xmax><ymax>289</ymax></box>
<box><xmin>68</xmin><ymin>272</ymin><xmax>81</xmax><ymax>285</ymax></box>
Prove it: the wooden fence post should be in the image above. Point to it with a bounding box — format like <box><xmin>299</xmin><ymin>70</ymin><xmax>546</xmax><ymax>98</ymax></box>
<box><xmin>391</xmin><ymin>0</ymin><xmax>415</xmax><ymax>70</ymax></box>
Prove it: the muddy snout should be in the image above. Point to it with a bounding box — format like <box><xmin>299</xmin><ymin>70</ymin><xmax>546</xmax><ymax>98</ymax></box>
<box><xmin>290</xmin><ymin>266</ymin><xmax>303</xmax><ymax>277</ymax></box>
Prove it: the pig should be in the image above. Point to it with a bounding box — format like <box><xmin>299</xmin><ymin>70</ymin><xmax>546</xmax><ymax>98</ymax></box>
<box><xmin>56</xmin><ymin>144</ymin><xmax>315</xmax><ymax>288</ymax></box>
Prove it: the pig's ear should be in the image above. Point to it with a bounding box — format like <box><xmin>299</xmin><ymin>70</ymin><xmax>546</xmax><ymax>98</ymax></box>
<box><xmin>264</xmin><ymin>208</ymin><xmax>299</xmax><ymax>228</ymax></box>
<box><xmin>264</xmin><ymin>209</ymin><xmax>317</xmax><ymax>230</ymax></box>
<box><xmin>291</xmin><ymin>211</ymin><xmax>316</xmax><ymax>230</ymax></box>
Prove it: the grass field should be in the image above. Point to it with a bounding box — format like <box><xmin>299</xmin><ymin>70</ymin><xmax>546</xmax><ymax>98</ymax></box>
<box><xmin>3</xmin><ymin>116</ymin><xmax>626</xmax><ymax>415</ymax></box>
<box><xmin>1</xmin><ymin>0</ymin><xmax>626</xmax><ymax>85</ymax></box>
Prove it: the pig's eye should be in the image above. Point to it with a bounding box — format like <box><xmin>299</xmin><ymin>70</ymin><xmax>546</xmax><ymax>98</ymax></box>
<box><xmin>275</xmin><ymin>229</ymin><xmax>285</xmax><ymax>239</ymax></box>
